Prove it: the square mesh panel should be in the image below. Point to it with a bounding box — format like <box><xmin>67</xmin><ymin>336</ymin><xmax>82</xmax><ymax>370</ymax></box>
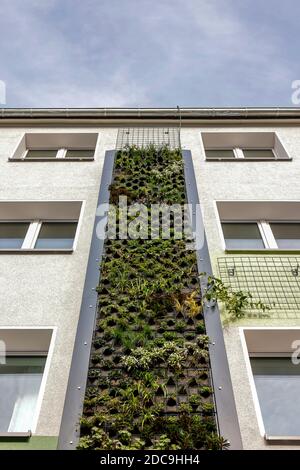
<box><xmin>116</xmin><ymin>128</ymin><xmax>180</xmax><ymax>149</ymax></box>
<box><xmin>218</xmin><ymin>257</ymin><xmax>300</xmax><ymax>319</ymax></box>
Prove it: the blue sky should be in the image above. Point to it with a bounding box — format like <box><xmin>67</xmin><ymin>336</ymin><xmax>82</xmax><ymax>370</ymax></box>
<box><xmin>0</xmin><ymin>0</ymin><xmax>299</xmax><ymax>107</ymax></box>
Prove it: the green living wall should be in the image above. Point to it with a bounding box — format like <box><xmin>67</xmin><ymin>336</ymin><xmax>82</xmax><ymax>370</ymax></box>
<box><xmin>78</xmin><ymin>146</ymin><xmax>226</xmax><ymax>450</ymax></box>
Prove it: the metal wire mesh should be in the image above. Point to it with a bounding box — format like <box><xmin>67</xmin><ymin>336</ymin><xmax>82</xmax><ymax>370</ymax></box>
<box><xmin>217</xmin><ymin>256</ymin><xmax>300</xmax><ymax>319</ymax></box>
<box><xmin>116</xmin><ymin>127</ymin><xmax>180</xmax><ymax>149</ymax></box>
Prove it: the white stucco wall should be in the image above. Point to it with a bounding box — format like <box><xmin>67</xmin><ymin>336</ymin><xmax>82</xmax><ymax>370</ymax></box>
<box><xmin>181</xmin><ymin>124</ymin><xmax>300</xmax><ymax>449</ymax></box>
<box><xmin>1</xmin><ymin>120</ymin><xmax>299</xmax><ymax>448</ymax></box>
<box><xmin>0</xmin><ymin>126</ymin><xmax>118</xmax><ymax>437</ymax></box>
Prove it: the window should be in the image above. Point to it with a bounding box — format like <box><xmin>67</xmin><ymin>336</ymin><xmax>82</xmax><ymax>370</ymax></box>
<box><xmin>205</xmin><ymin>149</ymin><xmax>236</xmax><ymax>160</ymax></box>
<box><xmin>221</xmin><ymin>220</ymin><xmax>300</xmax><ymax>250</ymax></box>
<box><xmin>24</xmin><ymin>148</ymin><xmax>94</xmax><ymax>160</ymax></box>
<box><xmin>242</xmin><ymin>149</ymin><xmax>275</xmax><ymax>160</ymax></box>
<box><xmin>243</xmin><ymin>328</ymin><xmax>300</xmax><ymax>440</ymax></box>
<box><xmin>34</xmin><ymin>222</ymin><xmax>77</xmax><ymax>249</ymax></box>
<box><xmin>65</xmin><ymin>149</ymin><xmax>95</xmax><ymax>159</ymax></box>
<box><xmin>9</xmin><ymin>133</ymin><xmax>98</xmax><ymax>161</ymax></box>
<box><xmin>270</xmin><ymin>223</ymin><xmax>300</xmax><ymax>249</ymax></box>
<box><xmin>0</xmin><ymin>201</ymin><xmax>81</xmax><ymax>252</ymax></box>
<box><xmin>0</xmin><ymin>221</ymin><xmax>77</xmax><ymax>250</ymax></box>
<box><xmin>0</xmin><ymin>222</ymin><xmax>30</xmax><ymax>249</ymax></box>
<box><xmin>0</xmin><ymin>356</ymin><xmax>46</xmax><ymax>433</ymax></box>
<box><xmin>0</xmin><ymin>328</ymin><xmax>53</xmax><ymax>436</ymax></box>
<box><xmin>202</xmin><ymin>132</ymin><xmax>290</xmax><ymax>161</ymax></box>
<box><xmin>222</xmin><ymin>223</ymin><xmax>264</xmax><ymax>249</ymax></box>
<box><xmin>25</xmin><ymin>150</ymin><xmax>57</xmax><ymax>160</ymax></box>
<box><xmin>206</xmin><ymin>147</ymin><xmax>276</xmax><ymax>160</ymax></box>
<box><xmin>251</xmin><ymin>357</ymin><xmax>300</xmax><ymax>437</ymax></box>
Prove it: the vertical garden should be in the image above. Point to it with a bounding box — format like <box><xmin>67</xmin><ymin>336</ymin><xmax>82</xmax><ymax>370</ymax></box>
<box><xmin>78</xmin><ymin>145</ymin><xmax>226</xmax><ymax>450</ymax></box>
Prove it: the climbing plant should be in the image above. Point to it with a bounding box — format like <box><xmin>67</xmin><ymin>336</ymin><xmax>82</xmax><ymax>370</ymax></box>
<box><xmin>201</xmin><ymin>273</ymin><xmax>270</xmax><ymax>323</ymax></box>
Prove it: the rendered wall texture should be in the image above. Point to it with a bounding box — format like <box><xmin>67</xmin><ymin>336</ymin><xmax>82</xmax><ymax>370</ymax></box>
<box><xmin>0</xmin><ymin>126</ymin><xmax>117</xmax><ymax>438</ymax></box>
<box><xmin>0</xmin><ymin>122</ymin><xmax>299</xmax><ymax>449</ymax></box>
<box><xmin>181</xmin><ymin>124</ymin><xmax>300</xmax><ymax>449</ymax></box>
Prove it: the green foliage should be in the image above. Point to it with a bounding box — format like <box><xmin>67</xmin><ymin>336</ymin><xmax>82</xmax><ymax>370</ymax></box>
<box><xmin>200</xmin><ymin>386</ymin><xmax>212</xmax><ymax>398</ymax></box>
<box><xmin>201</xmin><ymin>273</ymin><xmax>271</xmax><ymax>322</ymax></box>
<box><xmin>202</xmin><ymin>402</ymin><xmax>215</xmax><ymax>415</ymax></box>
<box><xmin>151</xmin><ymin>434</ymin><xmax>181</xmax><ymax>450</ymax></box>
<box><xmin>189</xmin><ymin>394</ymin><xmax>201</xmax><ymax>407</ymax></box>
<box><xmin>121</xmin><ymin>339</ymin><xmax>208</xmax><ymax>372</ymax></box>
<box><xmin>79</xmin><ymin>146</ymin><xmax>225</xmax><ymax>450</ymax></box>
<box><xmin>175</xmin><ymin>319</ymin><xmax>186</xmax><ymax>332</ymax></box>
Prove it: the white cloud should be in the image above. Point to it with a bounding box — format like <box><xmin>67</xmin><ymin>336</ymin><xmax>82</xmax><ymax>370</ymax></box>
<box><xmin>12</xmin><ymin>71</ymin><xmax>150</xmax><ymax>108</ymax></box>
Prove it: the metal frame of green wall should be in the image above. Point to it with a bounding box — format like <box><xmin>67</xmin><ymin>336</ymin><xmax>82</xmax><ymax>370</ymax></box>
<box><xmin>58</xmin><ymin>151</ymin><xmax>115</xmax><ymax>449</ymax></box>
<box><xmin>58</xmin><ymin>148</ymin><xmax>242</xmax><ymax>450</ymax></box>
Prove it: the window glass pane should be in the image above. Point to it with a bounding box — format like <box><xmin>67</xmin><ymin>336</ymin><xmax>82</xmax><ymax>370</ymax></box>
<box><xmin>242</xmin><ymin>149</ymin><xmax>275</xmax><ymax>159</ymax></box>
<box><xmin>34</xmin><ymin>222</ymin><xmax>77</xmax><ymax>249</ymax></box>
<box><xmin>0</xmin><ymin>356</ymin><xmax>46</xmax><ymax>432</ymax></box>
<box><xmin>251</xmin><ymin>358</ymin><xmax>300</xmax><ymax>436</ymax></box>
<box><xmin>205</xmin><ymin>149</ymin><xmax>235</xmax><ymax>160</ymax></box>
<box><xmin>0</xmin><ymin>223</ymin><xmax>29</xmax><ymax>249</ymax></box>
<box><xmin>65</xmin><ymin>149</ymin><xmax>94</xmax><ymax>159</ymax></box>
<box><xmin>270</xmin><ymin>223</ymin><xmax>300</xmax><ymax>249</ymax></box>
<box><xmin>25</xmin><ymin>150</ymin><xmax>57</xmax><ymax>159</ymax></box>
<box><xmin>222</xmin><ymin>222</ymin><xmax>264</xmax><ymax>249</ymax></box>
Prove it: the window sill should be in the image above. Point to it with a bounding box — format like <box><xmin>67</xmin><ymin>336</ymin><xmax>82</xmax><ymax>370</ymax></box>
<box><xmin>205</xmin><ymin>158</ymin><xmax>292</xmax><ymax>162</ymax></box>
<box><xmin>0</xmin><ymin>431</ymin><xmax>31</xmax><ymax>440</ymax></box>
<box><xmin>225</xmin><ymin>249</ymin><xmax>300</xmax><ymax>254</ymax></box>
<box><xmin>265</xmin><ymin>434</ymin><xmax>300</xmax><ymax>444</ymax></box>
<box><xmin>0</xmin><ymin>249</ymin><xmax>74</xmax><ymax>254</ymax></box>
<box><xmin>8</xmin><ymin>158</ymin><xmax>94</xmax><ymax>162</ymax></box>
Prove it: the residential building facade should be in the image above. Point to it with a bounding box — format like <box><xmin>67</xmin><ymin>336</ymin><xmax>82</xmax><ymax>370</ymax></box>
<box><xmin>0</xmin><ymin>107</ymin><xmax>299</xmax><ymax>450</ymax></box>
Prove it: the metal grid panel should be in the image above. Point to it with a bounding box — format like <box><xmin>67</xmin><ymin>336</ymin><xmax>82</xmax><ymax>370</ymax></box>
<box><xmin>218</xmin><ymin>257</ymin><xmax>300</xmax><ymax>319</ymax></box>
<box><xmin>116</xmin><ymin>127</ymin><xmax>180</xmax><ymax>149</ymax></box>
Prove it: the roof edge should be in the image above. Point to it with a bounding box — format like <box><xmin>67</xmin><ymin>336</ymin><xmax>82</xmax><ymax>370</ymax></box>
<box><xmin>1</xmin><ymin>107</ymin><xmax>300</xmax><ymax>120</ymax></box>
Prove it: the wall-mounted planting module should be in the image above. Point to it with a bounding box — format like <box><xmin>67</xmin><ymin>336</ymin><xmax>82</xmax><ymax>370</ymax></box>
<box><xmin>78</xmin><ymin>146</ymin><xmax>227</xmax><ymax>450</ymax></box>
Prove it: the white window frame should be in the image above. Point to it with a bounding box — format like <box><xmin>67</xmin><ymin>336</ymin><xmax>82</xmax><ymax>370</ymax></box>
<box><xmin>0</xmin><ymin>219</ymin><xmax>77</xmax><ymax>251</ymax></box>
<box><xmin>233</xmin><ymin>147</ymin><xmax>245</xmax><ymax>159</ymax></box>
<box><xmin>21</xmin><ymin>221</ymin><xmax>41</xmax><ymax>249</ymax></box>
<box><xmin>56</xmin><ymin>148</ymin><xmax>66</xmax><ymax>159</ymax></box>
<box><xmin>258</xmin><ymin>221</ymin><xmax>278</xmax><ymax>249</ymax></box>
<box><xmin>221</xmin><ymin>220</ymin><xmax>300</xmax><ymax>250</ymax></box>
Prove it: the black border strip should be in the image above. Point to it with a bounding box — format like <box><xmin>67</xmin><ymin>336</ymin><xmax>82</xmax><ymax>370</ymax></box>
<box><xmin>183</xmin><ymin>150</ymin><xmax>243</xmax><ymax>450</ymax></box>
<box><xmin>57</xmin><ymin>150</ymin><xmax>115</xmax><ymax>450</ymax></box>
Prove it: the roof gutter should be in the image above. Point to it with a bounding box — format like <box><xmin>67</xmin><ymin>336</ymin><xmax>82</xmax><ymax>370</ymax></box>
<box><xmin>1</xmin><ymin>107</ymin><xmax>300</xmax><ymax>120</ymax></box>
<box><xmin>0</xmin><ymin>107</ymin><xmax>300</xmax><ymax>126</ymax></box>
